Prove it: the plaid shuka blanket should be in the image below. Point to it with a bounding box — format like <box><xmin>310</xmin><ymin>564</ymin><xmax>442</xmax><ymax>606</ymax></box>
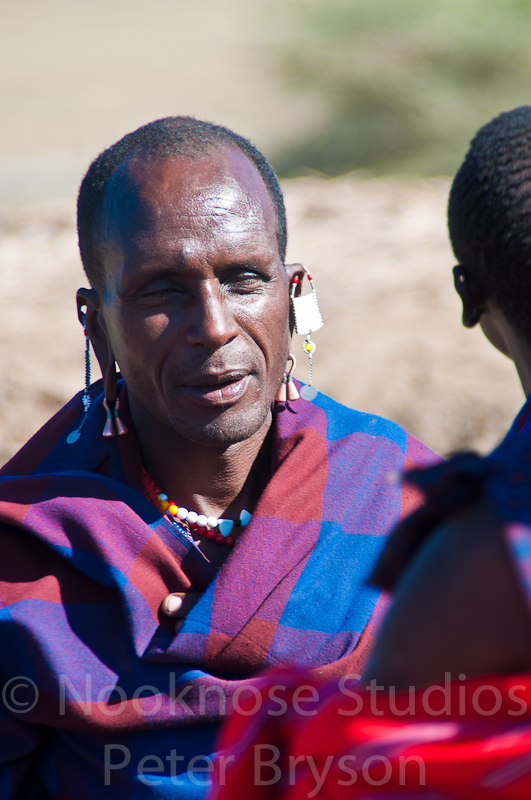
<box><xmin>0</xmin><ymin>381</ymin><xmax>437</xmax><ymax>799</ymax></box>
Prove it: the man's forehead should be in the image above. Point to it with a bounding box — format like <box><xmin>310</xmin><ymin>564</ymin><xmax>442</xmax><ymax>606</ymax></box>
<box><xmin>100</xmin><ymin>147</ymin><xmax>276</xmax><ymax>233</ymax></box>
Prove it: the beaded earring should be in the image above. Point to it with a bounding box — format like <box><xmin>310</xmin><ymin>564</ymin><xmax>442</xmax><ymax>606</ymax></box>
<box><xmin>290</xmin><ymin>266</ymin><xmax>323</xmax><ymax>401</ymax></box>
<box><xmin>66</xmin><ymin>309</ymin><xmax>92</xmax><ymax>444</ymax></box>
<box><xmin>275</xmin><ymin>353</ymin><xmax>300</xmax><ymax>403</ymax></box>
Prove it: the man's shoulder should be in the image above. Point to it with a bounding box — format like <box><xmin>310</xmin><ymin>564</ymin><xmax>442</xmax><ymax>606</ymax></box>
<box><xmin>310</xmin><ymin>390</ymin><xmax>439</xmax><ymax>467</ymax></box>
<box><xmin>315</xmin><ymin>390</ymin><xmax>411</xmax><ymax>442</ymax></box>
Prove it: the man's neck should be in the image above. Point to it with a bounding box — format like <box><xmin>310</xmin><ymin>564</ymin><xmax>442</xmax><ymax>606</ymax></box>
<box><xmin>134</xmin><ymin>411</ymin><xmax>274</xmax><ymax>520</ymax></box>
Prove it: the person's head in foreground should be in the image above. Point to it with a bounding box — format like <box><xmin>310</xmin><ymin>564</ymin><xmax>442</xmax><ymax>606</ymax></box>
<box><xmin>211</xmin><ymin>107</ymin><xmax>531</xmax><ymax>800</ymax></box>
<box><xmin>0</xmin><ymin>116</ymin><xmax>436</xmax><ymax>799</ymax></box>
<box><xmin>450</xmin><ymin>104</ymin><xmax>531</xmax><ymax>396</ymax></box>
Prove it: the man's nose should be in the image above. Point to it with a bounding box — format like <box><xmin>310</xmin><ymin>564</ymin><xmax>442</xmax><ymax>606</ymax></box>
<box><xmin>185</xmin><ymin>286</ymin><xmax>239</xmax><ymax>351</ymax></box>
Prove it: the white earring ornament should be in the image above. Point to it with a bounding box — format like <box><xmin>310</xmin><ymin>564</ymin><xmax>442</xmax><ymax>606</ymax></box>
<box><xmin>290</xmin><ymin>266</ymin><xmax>323</xmax><ymax>401</ymax></box>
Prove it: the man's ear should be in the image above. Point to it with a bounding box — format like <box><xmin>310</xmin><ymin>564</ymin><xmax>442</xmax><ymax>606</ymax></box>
<box><xmin>76</xmin><ymin>288</ymin><xmax>111</xmax><ymax>379</ymax></box>
<box><xmin>284</xmin><ymin>263</ymin><xmax>306</xmax><ymax>336</ymax></box>
<box><xmin>453</xmin><ymin>266</ymin><xmax>487</xmax><ymax>328</ymax></box>
<box><xmin>285</xmin><ymin>262</ymin><xmax>305</xmax><ymax>297</ymax></box>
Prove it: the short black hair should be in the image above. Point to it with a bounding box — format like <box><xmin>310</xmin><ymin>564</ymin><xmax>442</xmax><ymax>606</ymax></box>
<box><xmin>448</xmin><ymin>105</ymin><xmax>531</xmax><ymax>342</ymax></box>
<box><xmin>77</xmin><ymin>116</ymin><xmax>287</xmax><ymax>290</ymax></box>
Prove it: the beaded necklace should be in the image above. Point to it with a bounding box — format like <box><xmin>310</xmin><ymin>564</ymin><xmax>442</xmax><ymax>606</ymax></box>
<box><xmin>141</xmin><ymin>467</ymin><xmax>251</xmax><ymax>548</ymax></box>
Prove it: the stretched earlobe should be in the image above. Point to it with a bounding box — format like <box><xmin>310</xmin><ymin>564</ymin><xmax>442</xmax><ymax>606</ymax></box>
<box><xmin>275</xmin><ymin>353</ymin><xmax>300</xmax><ymax>403</ymax></box>
<box><xmin>104</xmin><ymin>353</ymin><xmax>119</xmax><ymax>404</ymax></box>
<box><xmin>102</xmin><ymin>354</ymin><xmax>128</xmax><ymax>437</ymax></box>
<box><xmin>76</xmin><ymin>288</ymin><xmax>128</xmax><ymax>437</ymax></box>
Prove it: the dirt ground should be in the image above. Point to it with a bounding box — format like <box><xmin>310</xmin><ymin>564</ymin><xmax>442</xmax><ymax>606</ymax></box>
<box><xmin>0</xmin><ymin>174</ymin><xmax>523</xmax><ymax>466</ymax></box>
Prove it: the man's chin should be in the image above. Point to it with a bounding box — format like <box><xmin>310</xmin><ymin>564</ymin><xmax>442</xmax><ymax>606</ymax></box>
<box><xmin>166</xmin><ymin>405</ymin><xmax>273</xmax><ymax>448</ymax></box>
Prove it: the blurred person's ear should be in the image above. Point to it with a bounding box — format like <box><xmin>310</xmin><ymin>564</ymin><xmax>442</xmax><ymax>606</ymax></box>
<box><xmin>453</xmin><ymin>265</ymin><xmax>486</xmax><ymax>328</ymax></box>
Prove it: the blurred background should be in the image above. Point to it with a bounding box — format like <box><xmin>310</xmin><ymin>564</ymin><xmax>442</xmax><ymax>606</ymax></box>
<box><xmin>2</xmin><ymin>0</ymin><xmax>531</xmax><ymax>464</ymax></box>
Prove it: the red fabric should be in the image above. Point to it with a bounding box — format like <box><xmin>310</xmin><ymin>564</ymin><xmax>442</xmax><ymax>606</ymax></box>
<box><xmin>211</xmin><ymin>670</ymin><xmax>531</xmax><ymax>799</ymax></box>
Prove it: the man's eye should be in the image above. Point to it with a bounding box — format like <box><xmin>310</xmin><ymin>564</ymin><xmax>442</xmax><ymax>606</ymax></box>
<box><xmin>140</xmin><ymin>283</ymin><xmax>183</xmax><ymax>298</ymax></box>
<box><xmin>227</xmin><ymin>272</ymin><xmax>266</xmax><ymax>291</ymax></box>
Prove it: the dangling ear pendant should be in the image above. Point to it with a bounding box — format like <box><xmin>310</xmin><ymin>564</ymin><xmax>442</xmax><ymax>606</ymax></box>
<box><xmin>290</xmin><ymin>266</ymin><xmax>323</xmax><ymax>401</ymax></box>
<box><xmin>66</xmin><ymin>308</ymin><xmax>92</xmax><ymax>445</ymax></box>
<box><xmin>275</xmin><ymin>353</ymin><xmax>300</xmax><ymax>402</ymax></box>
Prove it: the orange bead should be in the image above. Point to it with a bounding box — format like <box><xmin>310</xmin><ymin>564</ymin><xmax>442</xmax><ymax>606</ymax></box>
<box><xmin>160</xmin><ymin>500</ymin><xmax>170</xmax><ymax>512</ymax></box>
<box><xmin>168</xmin><ymin>503</ymin><xmax>179</xmax><ymax>516</ymax></box>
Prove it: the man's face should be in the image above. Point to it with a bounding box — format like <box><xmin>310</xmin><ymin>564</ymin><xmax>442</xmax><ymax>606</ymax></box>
<box><xmin>96</xmin><ymin>146</ymin><xmax>291</xmax><ymax>447</ymax></box>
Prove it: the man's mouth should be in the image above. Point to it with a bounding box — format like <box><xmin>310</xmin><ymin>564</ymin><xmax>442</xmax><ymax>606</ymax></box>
<box><xmin>180</xmin><ymin>371</ymin><xmax>251</xmax><ymax>405</ymax></box>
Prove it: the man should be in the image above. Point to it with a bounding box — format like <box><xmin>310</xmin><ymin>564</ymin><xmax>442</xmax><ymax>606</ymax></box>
<box><xmin>0</xmin><ymin>116</ymin><xmax>436</xmax><ymax>798</ymax></box>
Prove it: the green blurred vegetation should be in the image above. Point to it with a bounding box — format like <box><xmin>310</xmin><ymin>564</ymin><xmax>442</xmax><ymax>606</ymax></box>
<box><xmin>271</xmin><ymin>0</ymin><xmax>531</xmax><ymax>177</ymax></box>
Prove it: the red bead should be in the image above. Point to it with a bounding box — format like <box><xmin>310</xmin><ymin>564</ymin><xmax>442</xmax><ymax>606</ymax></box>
<box><xmin>206</xmin><ymin>529</ymin><xmax>216</xmax><ymax>540</ymax></box>
<box><xmin>307</xmin><ymin>273</ymin><xmax>313</xmax><ymax>280</ymax></box>
<box><xmin>215</xmin><ymin>533</ymin><xmax>225</xmax><ymax>545</ymax></box>
<box><xmin>188</xmin><ymin>521</ymin><xmax>198</xmax><ymax>530</ymax></box>
<box><xmin>225</xmin><ymin>536</ymin><xmax>235</xmax><ymax>548</ymax></box>
<box><xmin>292</xmin><ymin>275</ymin><xmax>299</xmax><ymax>284</ymax></box>
<box><xmin>196</xmin><ymin>526</ymin><xmax>207</xmax><ymax>536</ymax></box>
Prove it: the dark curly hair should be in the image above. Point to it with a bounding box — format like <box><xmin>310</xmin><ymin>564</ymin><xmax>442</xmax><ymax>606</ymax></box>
<box><xmin>77</xmin><ymin>116</ymin><xmax>287</xmax><ymax>290</ymax></box>
<box><xmin>448</xmin><ymin>106</ymin><xmax>531</xmax><ymax>342</ymax></box>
